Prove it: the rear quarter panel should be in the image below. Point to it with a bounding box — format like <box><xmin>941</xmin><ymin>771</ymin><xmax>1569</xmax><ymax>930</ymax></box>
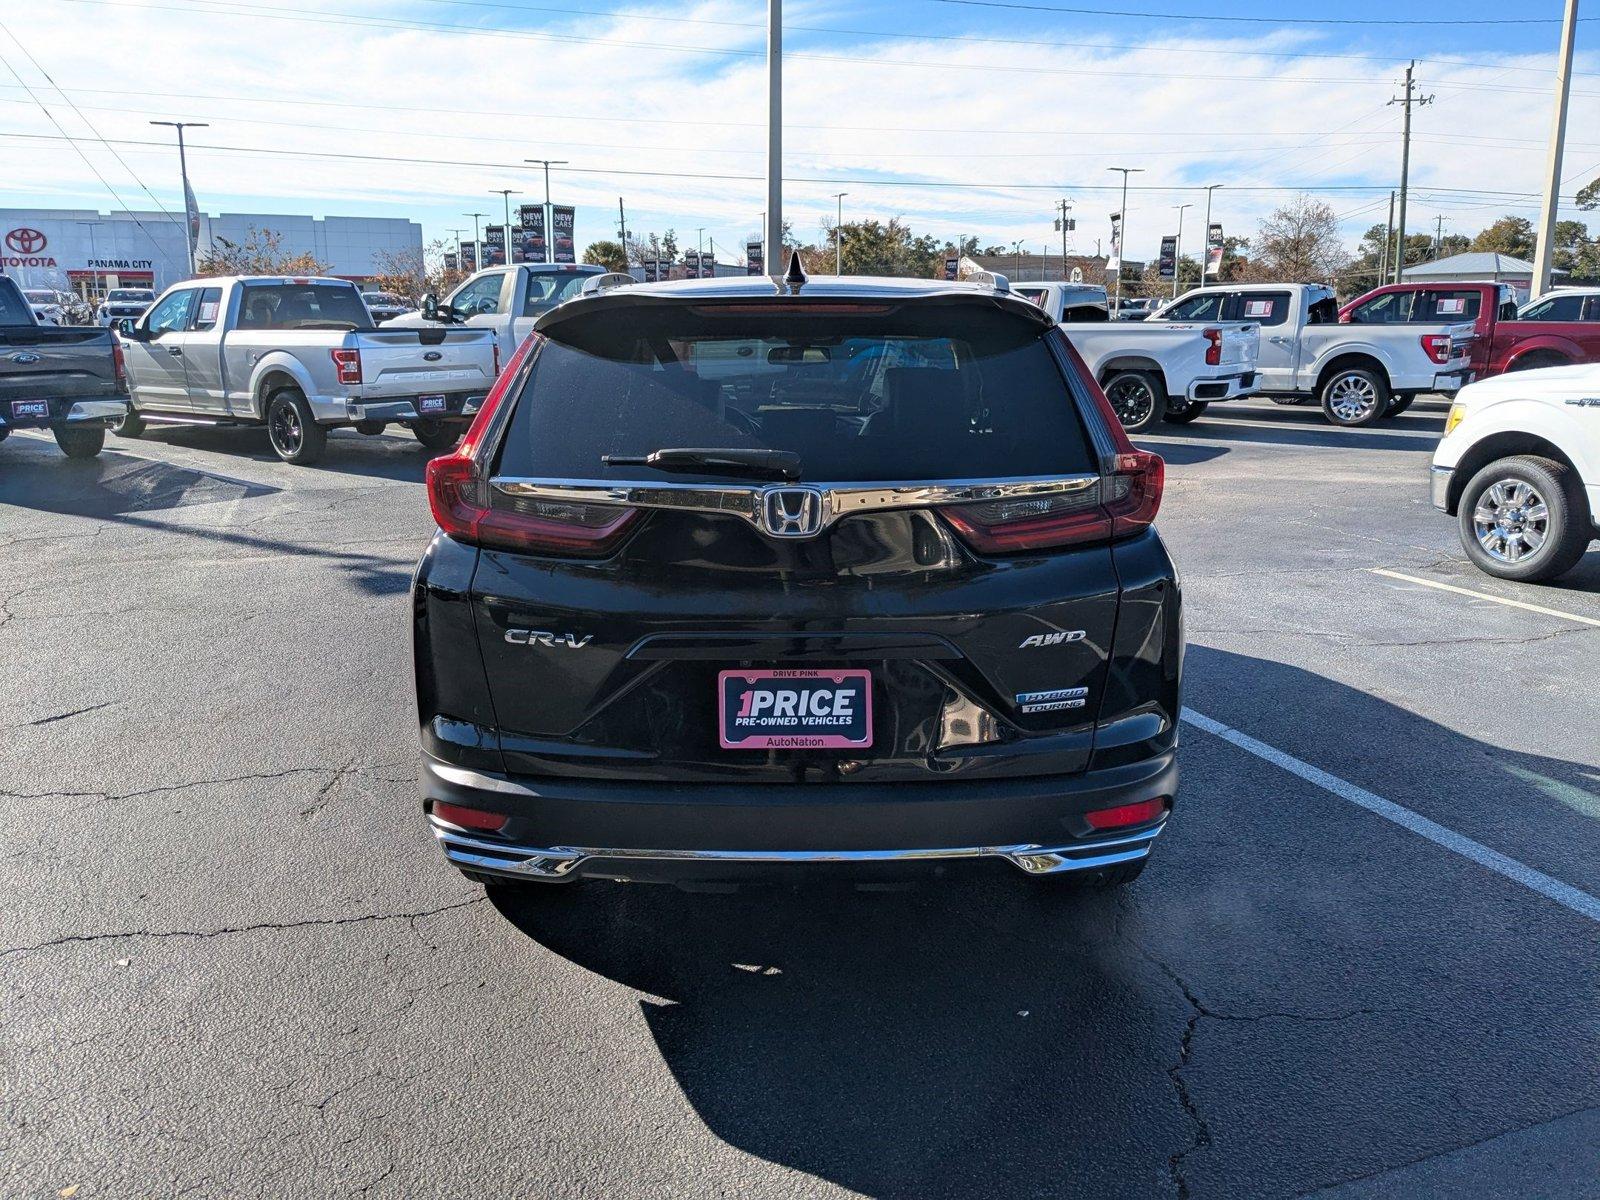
<box><xmin>1489</xmin><ymin>324</ymin><xmax>1600</xmax><ymax>374</ymax></box>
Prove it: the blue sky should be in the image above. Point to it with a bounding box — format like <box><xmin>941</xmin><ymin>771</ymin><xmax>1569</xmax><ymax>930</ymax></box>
<box><xmin>3</xmin><ymin>0</ymin><xmax>1595</xmax><ymax>265</ymax></box>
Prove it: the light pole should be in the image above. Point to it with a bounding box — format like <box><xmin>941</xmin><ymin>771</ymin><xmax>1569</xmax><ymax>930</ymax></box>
<box><xmin>490</xmin><ymin>188</ymin><xmax>518</xmax><ymax>263</ymax></box>
<box><xmin>832</xmin><ymin>192</ymin><xmax>848</xmax><ymax>275</ymax></box>
<box><xmin>696</xmin><ymin>226</ymin><xmax>705</xmax><ymax>275</ymax></box>
<box><xmin>766</xmin><ymin>0</ymin><xmax>783</xmax><ymax>274</ymax></box>
<box><xmin>1532</xmin><ymin>0</ymin><xmax>1580</xmax><ymax>298</ymax></box>
<box><xmin>149</xmin><ymin>120</ymin><xmax>208</xmax><ymax>276</ymax></box>
<box><xmin>523</xmin><ymin>159</ymin><xmax>568</xmax><ymax>263</ymax></box>
<box><xmin>74</xmin><ymin>220</ymin><xmax>100</xmax><ymax>302</ymax></box>
<box><xmin>1200</xmin><ymin>184</ymin><xmax>1223</xmax><ymax>284</ymax></box>
<box><xmin>1172</xmin><ymin>203</ymin><xmax>1192</xmax><ymax>299</ymax></box>
<box><xmin>463</xmin><ymin>212</ymin><xmax>486</xmax><ymax>271</ymax></box>
<box><xmin>1012</xmin><ymin>239</ymin><xmax>1024</xmax><ymax>280</ymax></box>
<box><xmin>1106</xmin><ymin>166</ymin><xmax>1143</xmax><ymax>312</ymax></box>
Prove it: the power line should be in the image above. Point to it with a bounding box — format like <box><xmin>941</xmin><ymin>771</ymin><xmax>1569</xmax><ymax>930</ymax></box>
<box><xmin>927</xmin><ymin>0</ymin><xmax>1598</xmax><ymax>25</ymax></box>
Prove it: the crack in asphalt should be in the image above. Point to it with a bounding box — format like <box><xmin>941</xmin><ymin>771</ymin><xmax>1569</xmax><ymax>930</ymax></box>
<box><xmin>20</xmin><ymin>701</ymin><xmax>115</xmax><ymax>727</ymax></box>
<box><xmin>0</xmin><ymin>896</ymin><xmax>487</xmax><ymax>960</ymax></box>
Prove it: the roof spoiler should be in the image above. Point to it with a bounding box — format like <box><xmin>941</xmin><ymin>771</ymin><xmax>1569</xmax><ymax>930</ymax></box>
<box><xmin>954</xmin><ymin>256</ymin><xmax>1009</xmax><ymax>293</ymax></box>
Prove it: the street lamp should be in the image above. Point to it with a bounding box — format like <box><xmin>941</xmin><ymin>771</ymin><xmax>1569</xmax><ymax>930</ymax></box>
<box><xmin>490</xmin><ymin>188</ymin><xmax>518</xmax><ymax>263</ymax></box>
<box><xmin>1172</xmin><ymin>202</ymin><xmax>1192</xmax><ymax>299</ymax></box>
<box><xmin>1201</xmin><ymin>184</ymin><xmax>1223</xmax><ymax>284</ymax></box>
<box><xmin>524</xmin><ymin>158</ymin><xmax>569</xmax><ymax>264</ymax></box>
<box><xmin>1012</xmin><ymin>239</ymin><xmax>1024</xmax><ymax>280</ymax></box>
<box><xmin>1106</xmin><ymin>166</ymin><xmax>1143</xmax><ymax>312</ymax></box>
<box><xmin>833</xmin><ymin>192</ymin><xmax>847</xmax><ymax>275</ymax></box>
<box><xmin>149</xmin><ymin>120</ymin><xmax>208</xmax><ymax>276</ymax></box>
<box><xmin>765</xmin><ymin>0</ymin><xmax>782</xmax><ymax>274</ymax></box>
<box><xmin>463</xmin><ymin>212</ymin><xmax>486</xmax><ymax>271</ymax></box>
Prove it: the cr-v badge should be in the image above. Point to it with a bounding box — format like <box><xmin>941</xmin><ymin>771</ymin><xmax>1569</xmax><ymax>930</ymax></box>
<box><xmin>505</xmin><ymin>629</ymin><xmax>592</xmax><ymax>648</ymax></box>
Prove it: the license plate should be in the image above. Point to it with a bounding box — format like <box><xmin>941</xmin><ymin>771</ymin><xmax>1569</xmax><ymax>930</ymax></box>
<box><xmin>10</xmin><ymin>400</ymin><xmax>47</xmax><ymax>419</ymax></box>
<box><xmin>417</xmin><ymin>394</ymin><xmax>447</xmax><ymax>414</ymax></box>
<box><xmin>719</xmin><ymin>669</ymin><xmax>872</xmax><ymax>750</ymax></box>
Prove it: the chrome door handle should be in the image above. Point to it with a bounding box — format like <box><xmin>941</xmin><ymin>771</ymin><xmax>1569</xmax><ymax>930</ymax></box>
<box><xmin>167</xmin><ymin>346</ymin><xmax>184</xmax><ymax>356</ymax></box>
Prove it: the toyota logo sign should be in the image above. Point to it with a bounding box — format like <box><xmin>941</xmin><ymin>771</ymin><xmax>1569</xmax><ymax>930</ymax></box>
<box><xmin>5</xmin><ymin>228</ymin><xmax>47</xmax><ymax>255</ymax></box>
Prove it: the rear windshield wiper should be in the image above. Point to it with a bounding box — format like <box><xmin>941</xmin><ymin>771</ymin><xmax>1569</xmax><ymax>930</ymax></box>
<box><xmin>601</xmin><ymin>447</ymin><xmax>802</xmax><ymax>481</ymax></box>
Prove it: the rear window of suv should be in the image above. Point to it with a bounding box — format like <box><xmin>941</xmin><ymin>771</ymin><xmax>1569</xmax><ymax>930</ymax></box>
<box><xmin>497</xmin><ymin>304</ymin><xmax>1097</xmax><ymax>483</ymax></box>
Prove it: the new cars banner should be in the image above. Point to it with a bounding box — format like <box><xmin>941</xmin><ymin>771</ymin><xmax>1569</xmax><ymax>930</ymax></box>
<box><xmin>484</xmin><ymin>225</ymin><xmax>507</xmax><ymax>267</ymax></box>
<box><xmin>1205</xmin><ymin>223</ymin><xmax>1224</xmax><ymax>277</ymax></box>
<box><xmin>944</xmin><ymin>254</ymin><xmax>959</xmax><ymax>281</ymax></box>
<box><xmin>517</xmin><ymin>204</ymin><xmax>547</xmax><ymax>264</ymax></box>
<box><xmin>551</xmin><ymin>206</ymin><xmax>576</xmax><ymax>264</ymax></box>
<box><xmin>459</xmin><ymin>241</ymin><xmax>477</xmax><ymax>272</ymax></box>
<box><xmin>747</xmin><ymin>240</ymin><xmax>763</xmax><ymax>276</ymax></box>
<box><xmin>1106</xmin><ymin>214</ymin><xmax>1121</xmax><ymax>278</ymax></box>
<box><xmin>1159</xmin><ymin>235</ymin><xmax>1177</xmax><ymax>280</ymax></box>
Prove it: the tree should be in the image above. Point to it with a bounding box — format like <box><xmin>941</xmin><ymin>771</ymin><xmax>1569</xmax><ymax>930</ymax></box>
<box><xmin>1552</xmin><ymin>220</ymin><xmax>1591</xmax><ymax>273</ymax></box>
<box><xmin>583</xmin><ymin>240</ymin><xmax>627</xmax><ymax>271</ymax></box>
<box><xmin>1577</xmin><ymin>177</ymin><xmax>1600</xmax><ymax>211</ymax></box>
<box><xmin>1470</xmin><ymin>216</ymin><xmax>1535</xmax><ymax>259</ymax></box>
<box><xmin>1244</xmin><ymin>196</ymin><xmax>1349</xmax><ymax>282</ymax></box>
<box><xmin>366</xmin><ymin>239</ymin><xmax>465</xmax><ymax>300</ymax></box>
<box><xmin>195</xmin><ymin>226</ymin><xmax>328</xmax><ymax>277</ymax></box>
<box><xmin>808</xmin><ymin>218</ymin><xmax>941</xmax><ymax>278</ymax></box>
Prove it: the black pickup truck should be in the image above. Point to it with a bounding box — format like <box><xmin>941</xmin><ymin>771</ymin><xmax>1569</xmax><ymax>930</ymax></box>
<box><xmin>0</xmin><ymin>274</ymin><xmax>125</xmax><ymax>458</ymax></box>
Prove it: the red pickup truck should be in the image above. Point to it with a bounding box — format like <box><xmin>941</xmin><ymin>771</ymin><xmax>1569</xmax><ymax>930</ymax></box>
<box><xmin>1338</xmin><ymin>282</ymin><xmax>1600</xmax><ymax>379</ymax></box>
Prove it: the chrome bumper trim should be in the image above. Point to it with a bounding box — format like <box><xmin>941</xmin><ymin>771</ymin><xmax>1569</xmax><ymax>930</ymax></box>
<box><xmin>64</xmin><ymin>399</ymin><xmax>127</xmax><ymax>423</ymax></box>
<box><xmin>1430</xmin><ymin>464</ymin><xmax>1453</xmax><ymax>512</ymax></box>
<box><xmin>428</xmin><ymin>817</ymin><xmax>1164</xmax><ymax>881</ymax></box>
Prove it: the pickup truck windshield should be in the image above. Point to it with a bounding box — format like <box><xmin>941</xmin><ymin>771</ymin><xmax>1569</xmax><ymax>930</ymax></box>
<box><xmin>237</xmin><ymin>283</ymin><xmax>376</xmax><ymax>331</ymax></box>
<box><xmin>500</xmin><ymin>306</ymin><xmax>1096</xmax><ymax>484</ymax></box>
<box><xmin>108</xmin><ymin>290</ymin><xmax>153</xmax><ymax>303</ymax></box>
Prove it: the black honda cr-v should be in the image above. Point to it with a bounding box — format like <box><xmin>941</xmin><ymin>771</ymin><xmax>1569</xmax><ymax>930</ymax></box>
<box><xmin>413</xmin><ymin>265</ymin><xmax>1181</xmax><ymax>890</ymax></box>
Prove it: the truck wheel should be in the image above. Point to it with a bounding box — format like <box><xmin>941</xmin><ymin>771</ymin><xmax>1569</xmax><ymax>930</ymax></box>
<box><xmin>266</xmin><ymin>388</ymin><xmax>327</xmax><ymax>465</ymax></box>
<box><xmin>53</xmin><ymin>424</ymin><xmax>106</xmax><ymax>459</ymax></box>
<box><xmin>0</xmin><ymin>426</ymin><xmax>10</xmax><ymax>444</ymax></box>
<box><xmin>112</xmin><ymin>406</ymin><xmax>145</xmax><ymax>438</ymax></box>
<box><xmin>1459</xmin><ymin>455</ymin><xmax>1591</xmax><ymax>583</ymax></box>
<box><xmin>1102</xmin><ymin>370</ymin><xmax>1163</xmax><ymax>432</ymax></box>
<box><xmin>1163</xmin><ymin>399</ymin><xmax>1209</xmax><ymax>425</ymax></box>
<box><xmin>1320</xmin><ymin>367</ymin><xmax>1389</xmax><ymax>427</ymax></box>
<box><xmin>1385</xmin><ymin>395</ymin><xmax>1415</xmax><ymax>417</ymax></box>
<box><xmin>411</xmin><ymin>419</ymin><xmax>462</xmax><ymax>452</ymax></box>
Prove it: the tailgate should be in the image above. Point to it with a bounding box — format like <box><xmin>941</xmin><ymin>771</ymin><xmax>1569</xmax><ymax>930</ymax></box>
<box><xmin>351</xmin><ymin>329</ymin><xmax>496</xmax><ymax>399</ymax></box>
<box><xmin>1217</xmin><ymin>321</ymin><xmax>1258</xmax><ymax>369</ymax></box>
<box><xmin>0</xmin><ymin>326</ymin><xmax>118</xmax><ymax>404</ymax></box>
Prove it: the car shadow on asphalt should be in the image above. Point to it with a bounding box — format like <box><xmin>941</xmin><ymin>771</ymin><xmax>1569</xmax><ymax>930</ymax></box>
<box><xmin>123</xmin><ymin>423</ymin><xmax>441</xmax><ymax>484</ymax></box>
<box><xmin>488</xmin><ymin>646</ymin><xmax>1600</xmax><ymax>1198</ymax></box>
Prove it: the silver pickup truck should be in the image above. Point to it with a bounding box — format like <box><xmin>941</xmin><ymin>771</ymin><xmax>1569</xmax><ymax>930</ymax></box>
<box><xmin>0</xmin><ymin>274</ymin><xmax>125</xmax><ymax>458</ymax></box>
<box><xmin>115</xmin><ymin>276</ymin><xmax>499</xmax><ymax>464</ymax></box>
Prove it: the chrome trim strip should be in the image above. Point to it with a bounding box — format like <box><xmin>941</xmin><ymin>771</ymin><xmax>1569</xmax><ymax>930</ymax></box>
<box><xmin>490</xmin><ymin>473</ymin><xmax>1101</xmax><ymax>533</ymax></box>
<box><xmin>64</xmin><ymin>399</ymin><xmax>127</xmax><ymax>422</ymax></box>
<box><xmin>429</xmin><ymin>817</ymin><xmax>1163</xmax><ymax>879</ymax></box>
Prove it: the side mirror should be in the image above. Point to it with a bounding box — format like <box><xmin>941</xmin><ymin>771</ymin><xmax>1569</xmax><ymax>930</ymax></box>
<box><xmin>421</xmin><ymin>292</ymin><xmax>439</xmax><ymax>320</ymax></box>
<box><xmin>116</xmin><ymin>318</ymin><xmax>147</xmax><ymax>340</ymax></box>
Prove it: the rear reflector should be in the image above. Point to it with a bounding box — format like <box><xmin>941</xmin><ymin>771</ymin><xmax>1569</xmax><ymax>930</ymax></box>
<box><xmin>1085</xmin><ymin>797</ymin><xmax>1168</xmax><ymax>831</ymax></box>
<box><xmin>941</xmin><ymin>451</ymin><xmax>1164</xmax><ymax>553</ymax></box>
<box><xmin>432</xmin><ymin>801</ymin><xmax>507</xmax><ymax>833</ymax></box>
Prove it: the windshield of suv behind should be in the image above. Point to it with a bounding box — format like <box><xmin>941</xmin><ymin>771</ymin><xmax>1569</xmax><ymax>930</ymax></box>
<box><xmin>498</xmin><ymin>304</ymin><xmax>1096</xmax><ymax>483</ymax></box>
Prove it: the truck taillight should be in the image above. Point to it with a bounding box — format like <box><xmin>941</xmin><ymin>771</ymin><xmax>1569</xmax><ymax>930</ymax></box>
<box><xmin>1420</xmin><ymin>334</ymin><xmax>1451</xmax><ymax>365</ymax></box>
<box><xmin>111</xmin><ymin>339</ymin><xmax>127</xmax><ymax>392</ymax></box>
<box><xmin>492</xmin><ymin>339</ymin><xmax>501</xmax><ymax>378</ymax></box>
<box><xmin>1202</xmin><ymin>327</ymin><xmax>1223</xmax><ymax>366</ymax></box>
<box><xmin>330</xmin><ymin>348</ymin><xmax>362</xmax><ymax>385</ymax></box>
<box><xmin>941</xmin><ymin>451</ymin><xmax>1164</xmax><ymax>553</ymax></box>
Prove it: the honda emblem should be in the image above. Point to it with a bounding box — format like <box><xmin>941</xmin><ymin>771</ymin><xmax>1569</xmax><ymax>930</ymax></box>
<box><xmin>759</xmin><ymin>486</ymin><xmax>825</xmax><ymax>538</ymax></box>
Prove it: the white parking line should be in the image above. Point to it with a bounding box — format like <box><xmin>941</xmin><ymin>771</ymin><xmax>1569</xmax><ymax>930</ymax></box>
<box><xmin>1181</xmin><ymin>706</ymin><xmax>1600</xmax><ymax>924</ymax></box>
<box><xmin>1371</xmin><ymin>568</ymin><xmax>1600</xmax><ymax>630</ymax></box>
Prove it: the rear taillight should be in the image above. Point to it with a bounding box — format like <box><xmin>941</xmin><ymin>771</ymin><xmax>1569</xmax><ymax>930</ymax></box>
<box><xmin>1202</xmin><ymin>327</ymin><xmax>1223</xmax><ymax>366</ymax></box>
<box><xmin>432</xmin><ymin>801</ymin><xmax>506</xmax><ymax>833</ymax></box>
<box><xmin>330</xmin><ymin>348</ymin><xmax>362</xmax><ymax>385</ymax></box>
<box><xmin>941</xmin><ymin>451</ymin><xmax>1164</xmax><ymax>553</ymax></box>
<box><xmin>492</xmin><ymin>338</ymin><xmax>501</xmax><ymax>378</ymax></box>
<box><xmin>425</xmin><ymin>332</ymin><xmax>639</xmax><ymax>556</ymax></box>
<box><xmin>1085</xmin><ymin>797</ymin><xmax>1168</xmax><ymax>831</ymax></box>
<box><xmin>111</xmin><ymin>340</ymin><xmax>127</xmax><ymax>392</ymax></box>
<box><xmin>1420</xmin><ymin>334</ymin><xmax>1451</xmax><ymax>365</ymax></box>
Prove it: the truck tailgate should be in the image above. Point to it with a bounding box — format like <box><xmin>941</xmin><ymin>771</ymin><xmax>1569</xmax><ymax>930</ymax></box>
<box><xmin>1215</xmin><ymin>322</ymin><xmax>1259</xmax><ymax>370</ymax></box>
<box><xmin>0</xmin><ymin>325</ymin><xmax>119</xmax><ymax>405</ymax></box>
<box><xmin>351</xmin><ymin>329</ymin><xmax>497</xmax><ymax>400</ymax></box>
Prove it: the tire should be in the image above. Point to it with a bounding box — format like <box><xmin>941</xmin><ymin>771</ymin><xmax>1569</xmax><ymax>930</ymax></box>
<box><xmin>52</xmin><ymin>424</ymin><xmax>105</xmax><ymax>459</ymax></box>
<box><xmin>411</xmin><ymin>418</ymin><xmax>463</xmax><ymax>452</ymax></box>
<box><xmin>265</xmin><ymin>388</ymin><xmax>327</xmax><ymax>465</ymax></box>
<box><xmin>0</xmin><ymin>426</ymin><xmax>10</xmax><ymax>443</ymax></box>
<box><xmin>1319</xmin><ymin>366</ymin><xmax>1390</xmax><ymax>427</ymax></box>
<box><xmin>112</xmin><ymin>405</ymin><xmax>145</xmax><ymax>438</ymax></box>
<box><xmin>1163</xmin><ymin>399</ymin><xmax>1209</xmax><ymax>425</ymax></box>
<box><xmin>1458</xmin><ymin>455</ymin><xmax>1591</xmax><ymax>583</ymax></box>
<box><xmin>1385</xmin><ymin>395</ymin><xmax>1415</xmax><ymax>417</ymax></box>
<box><xmin>1042</xmin><ymin>858</ymin><xmax>1149</xmax><ymax>890</ymax></box>
<box><xmin>1101</xmin><ymin>370</ymin><xmax>1164</xmax><ymax>433</ymax></box>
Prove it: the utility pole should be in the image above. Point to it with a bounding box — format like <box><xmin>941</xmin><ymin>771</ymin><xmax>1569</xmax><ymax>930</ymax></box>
<box><xmin>1380</xmin><ymin>191</ymin><xmax>1394</xmax><ymax>283</ymax></box>
<box><xmin>1532</xmin><ymin>0</ymin><xmax>1580</xmax><ymax>298</ymax></box>
<box><xmin>1055</xmin><ymin>198</ymin><xmax>1072</xmax><ymax>275</ymax></box>
<box><xmin>1434</xmin><ymin>214</ymin><xmax>1446</xmax><ymax>259</ymax></box>
<box><xmin>766</xmin><ymin>0</ymin><xmax>783</xmax><ymax>275</ymax></box>
<box><xmin>149</xmin><ymin>120</ymin><xmax>208</xmax><ymax>276</ymax></box>
<box><xmin>1012</xmin><ymin>239</ymin><xmax>1024</xmax><ymax>280</ymax></box>
<box><xmin>1172</xmin><ymin>202</ymin><xmax>1192</xmax><ymax>299</ymax></box>
<box><xmin>1106</xmin><ymin>166</ymin><xmax>1143</xmax><ymax>312</ymax></box>
<box><xmin>1388</xmin><ymin>61</ymin><xmax>1433</xmax><ymax>284</ymax></box>
<box><xmin>833</xmin><ymin>192</ymin><xmax>848</xmax><ymax>274</ymax></box>
<box><xmin>463</xmin><ymin>212</ymin><xmax>486</xmax><ymax>271</ymax></box>
<box><xmin>1201</xmin><ymin>184</ymin><xmax>1223</xmax><ymax>284</ymax></box>
<box><xmin>490</xmin><ymin>189</ymin><xmax>517</xmax><ymax>264</ymax></box>
<box><xmin>523</xmin><ymin>159</ymin><xmax>568</xmax><ymax>264</ymax></box>
<box><xmin>617</xmin><ymin>197</ymin><xmax>629</xmax><ymax>266</ymax></box>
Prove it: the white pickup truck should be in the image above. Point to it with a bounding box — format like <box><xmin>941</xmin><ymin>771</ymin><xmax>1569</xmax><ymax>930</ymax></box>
<box><xmin>1431</xmin><ymin>363</ymin><xmax>1599</xmax><ymax>582</ymax></box>
<box><xmin>1013</xmin><ymin>281</ymin><xmax>1260</xmax><ymax>431</ymax></box>
<box><xmin>114</xmin><ymin>276</ymin><xmax>499</xmax><ymax>464</ymax></box>
<box><xmin>386</xmin><ymin>262</ymin><xmax>607</xmax><ymax>353</ymax></box>
<box><xmin>1149</xmin><ymin>283</ymin><xmax>1475</xmax><ymax>427</ymax></box>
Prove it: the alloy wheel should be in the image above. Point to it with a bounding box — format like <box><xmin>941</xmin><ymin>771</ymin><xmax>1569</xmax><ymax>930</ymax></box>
<box><xmin>1472</xmin><ymin>478</ymin><xmax>1549</xmax><ymax>564</ymax></box>
<box><xmin>1106</xmin><ymin>375</ymin><xmax>1156</xmax><ymax>428</ymax></box>
<box><xmin>1325</xmin><ymin>372</ymin><xmax>1379</xmax><ymax>423</ymax></box>
<box><xmin>269</xmin><ymin>400</ymin><xmax>303</xmax><ymax>456</ymax></box>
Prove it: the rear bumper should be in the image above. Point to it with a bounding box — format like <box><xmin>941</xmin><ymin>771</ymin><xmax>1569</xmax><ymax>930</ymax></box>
<box><xmin>420</xmin><ymin>749</ymin><xmax>1178</xmax><ymax>883</ymax></box>
<box><xmin>1186</xmin><ymin>370</ymin><xmax>1257</xmax><ymax>403</ymax></box>
<box><xmin>327</xmin><ymin>392</ymin><xmax>486</xmax><ymax>425</ymax></box>
<box><xmin>0</xmin><ymin>396</ymin><xmax>125</xmax><ymax>430</ymax></box>
<box><xmin>1431</xmin><ymin>369</ymin><xmax>1471</xmax><ymax>394</ymax></box>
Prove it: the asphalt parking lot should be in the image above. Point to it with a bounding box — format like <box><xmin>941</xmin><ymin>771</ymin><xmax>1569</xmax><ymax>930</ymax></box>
<box><xmin>3</xmin><ymin>396</ymin><xmax>1597</xmax><ymax>1199</ymax></box>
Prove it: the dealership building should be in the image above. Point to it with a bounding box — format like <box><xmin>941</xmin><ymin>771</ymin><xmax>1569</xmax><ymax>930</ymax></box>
<box><xmin>0</xmin><ymin>208</ymin><xmax>423</xmax><ymax>298</ymax></box>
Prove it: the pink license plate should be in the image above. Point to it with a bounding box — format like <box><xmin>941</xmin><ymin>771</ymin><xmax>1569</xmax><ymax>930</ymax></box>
<box><xmin>718</xmin><ymin>669</ymin><xmax>873</xmax><ymax>750</ymax></box>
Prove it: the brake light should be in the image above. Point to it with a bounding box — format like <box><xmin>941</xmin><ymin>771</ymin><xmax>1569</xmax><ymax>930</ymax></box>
<box><xmin>492</xmin><ymin>338</ymin><xmax>501</xmax><ymax>378</ymax></box>
<box><xmin>111</xmin><ymin>339</ymin><xmax>127</xmax><ymax>392</ymax></box>
<box><xmin>1203</xmin><ymin>327</ymin><xmax>1223</xmax><ymax>366</ymax></box>
<box><xmin>330</xmin><ymin>348</ymin><xmax>362</xmax><ymax>385</ymax></box>
<box><xmin>1085</xmin><ymin>797</ymin><xmax>1168</xmax><ymax>831</ymax></box>
<box><xmin>941</xmin><ymin>451</ymin><xmax>1163</xmax><ymax>553</ymax></box>
<box><xmin>1420</xmin><ymin>333</ymin><xmax>1452</xmax><ymax>365</ymax></box>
